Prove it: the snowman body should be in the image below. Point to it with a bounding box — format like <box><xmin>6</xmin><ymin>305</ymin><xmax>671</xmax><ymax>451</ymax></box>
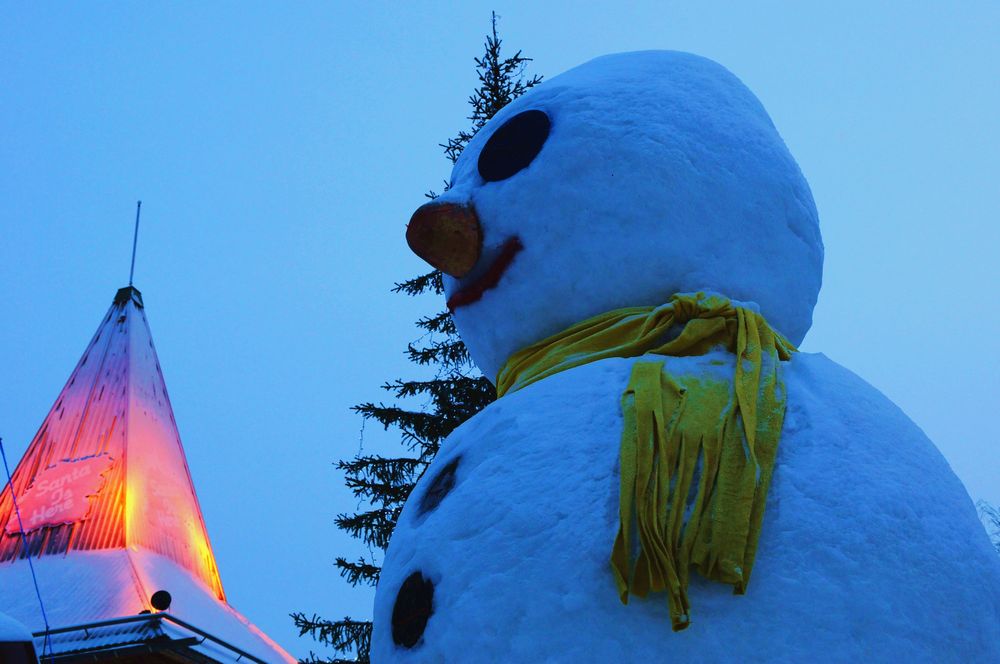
<box><xmin>372</xmin><ymin>352</ymin><xmax>1000</xmax><ymax>662</ymax></box>
<box><xmin>372</xmin><ymin>353</ymin><xmax>1000</xmax><ymax>662</ymax></box>
<box><xmin>372</xmin><ymin>50</ymin><xmax>1000</xmax><ymax>661</ymax></box>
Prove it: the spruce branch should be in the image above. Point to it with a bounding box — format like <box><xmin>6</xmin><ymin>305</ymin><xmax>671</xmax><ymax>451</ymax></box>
<box><xmin>292</xmin><ymin>614</ymin><xmax>371</xmax><ymax>664</ymax></box>
<box><xmin>335</xmin><ymin>507</ymin><xmax>402</xmax><ymax>551</ymax></box>
<box><xmin>393</xmin><ymin>271</ymin><xmax>443</xmax><ymax>297</ymax></box>
<box><xmin>335</xmin><ymin>557</ymin><xmax>381</xmax><ymax>587</ymax></box>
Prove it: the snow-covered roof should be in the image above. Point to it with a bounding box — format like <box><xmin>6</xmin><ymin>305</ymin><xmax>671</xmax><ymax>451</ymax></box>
<box><xmin>0</xmin><ymin>550</ymin><xmax>290</xmax><ymax>661</ymax></box>
<box><xmin>0</xmin><ymin>609</ymin><xmax>30</xmax><ymax>642</ymax></box>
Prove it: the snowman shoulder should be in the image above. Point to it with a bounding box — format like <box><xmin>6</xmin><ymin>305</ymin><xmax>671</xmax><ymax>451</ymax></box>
<box><xmin>777</xmin><ymin>351</ymin><xmax>988</xmax><ymax>551</ymax></box>
<box><xmin>781</xmin><ymin>351</ymin><xmax>945</xmax><ymax>466</ymax></box>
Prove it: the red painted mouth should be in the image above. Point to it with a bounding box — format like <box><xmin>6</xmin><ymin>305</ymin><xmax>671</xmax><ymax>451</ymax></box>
<box><xmin>446</xmin><ymin>236</ymin><xmax>523</xmax><ymax>311</ymax></box>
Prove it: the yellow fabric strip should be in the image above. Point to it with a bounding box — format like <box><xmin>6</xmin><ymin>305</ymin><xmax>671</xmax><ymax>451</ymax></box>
<box><xmin>497</xmin><ymin>292</ymin><xmax>795</xmax><ymax>631</ymax></box>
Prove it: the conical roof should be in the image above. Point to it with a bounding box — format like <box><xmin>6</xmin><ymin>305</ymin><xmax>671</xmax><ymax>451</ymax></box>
<box><xmin>0</xmin><ymin>287</ymin><xmax>293</xmax><ymax>662</ymax></box>
<box><xmin>0</xmin><ymin>286</ymin><xmax>222</xmax><ymax>597</ymax></box>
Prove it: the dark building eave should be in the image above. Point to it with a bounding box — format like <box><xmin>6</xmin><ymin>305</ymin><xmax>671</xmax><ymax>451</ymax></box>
<box><xmin>32</xmin><ymin>612</ymin><xmax>267</xmax><ymax>663</ymax></box>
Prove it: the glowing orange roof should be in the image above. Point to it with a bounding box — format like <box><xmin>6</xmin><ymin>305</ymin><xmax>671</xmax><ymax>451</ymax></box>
<box><xmin>0</xmin><ymin>286</ymin><xmax>295</xmax><ymax>661</ymax></box>
<box><xmin>0</xmin><ymin>286</ymin><xmax>223</xmax><ymax>599</ymax></box>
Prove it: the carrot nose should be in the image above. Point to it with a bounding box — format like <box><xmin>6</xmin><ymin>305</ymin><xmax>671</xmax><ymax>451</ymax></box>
<box><xmin>405</xmin><ymin>202</ymin><xmax>482</xmax><ymax>278</ymax></box>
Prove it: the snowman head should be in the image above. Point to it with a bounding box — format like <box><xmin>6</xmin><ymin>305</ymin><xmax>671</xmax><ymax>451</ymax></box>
<box><xmin>407</xmin><ymin>51</ymin><xmax>823</xmax><ymax>381</ymax></box>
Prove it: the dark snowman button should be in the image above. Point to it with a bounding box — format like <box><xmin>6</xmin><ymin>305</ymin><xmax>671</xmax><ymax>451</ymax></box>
<box><xmin>391</xmin><ymin>572</ymin><xmax>435</xmax><ymax>648</ymax></box>
<box><xmin>417</xmin><ymin>457</ymin><xmax>460</xmax><ymax>517</ymax></box>
<box><xmin>478</xmin><ymin>109</ymin><xmax>550</xmax><ymax>182</ymax></box>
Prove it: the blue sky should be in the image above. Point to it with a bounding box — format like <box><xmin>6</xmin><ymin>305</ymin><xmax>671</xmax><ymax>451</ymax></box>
<box><xmin>2</xmin><ymin>2</ymin><xmax>998</xmax><ymax>658</ymax></box>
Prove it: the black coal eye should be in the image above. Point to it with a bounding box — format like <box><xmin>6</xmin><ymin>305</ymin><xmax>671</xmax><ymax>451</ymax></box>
<box><xmin>477</xmin><ymin>109</ymin><xmax>550</xmax><ymax>182</ymax></box>
<box><xmin>417</xmin><ymin>457</ymin><xmax>460</xmax><ymax>517</ymax></box>
<box><xmin>392</xmin><ymin>571</ymin><xmax>434</xmax><ymax>648</ymax></box>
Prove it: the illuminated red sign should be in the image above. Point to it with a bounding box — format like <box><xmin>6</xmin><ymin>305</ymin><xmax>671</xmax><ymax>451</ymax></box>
<box><xmin>5</xmin><ymin>454</ymin><xmax>114</xmax><ymax>535</ymax></box>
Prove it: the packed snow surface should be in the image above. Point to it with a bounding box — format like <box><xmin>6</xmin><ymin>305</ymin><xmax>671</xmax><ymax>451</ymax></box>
<box><xmin>435</xmin><ymin>51</ymin><xmax>823</xmax><ymax>380</ymax></box>
<box><xmin>373</xmin><ymin>353</ymin><xmax>1000</xmax><ymax>662</ymax></box>
<box><xmin>0</xmin><ymin>610</ymin><xmax>30</xmax><ymax>642</ymax></box>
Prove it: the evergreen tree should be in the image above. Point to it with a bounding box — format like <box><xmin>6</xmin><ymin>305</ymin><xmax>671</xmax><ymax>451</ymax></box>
<box><xmin>292</xmin><ymin>14</ymin><xmax>541</xmax><ymax>663</ymax></box>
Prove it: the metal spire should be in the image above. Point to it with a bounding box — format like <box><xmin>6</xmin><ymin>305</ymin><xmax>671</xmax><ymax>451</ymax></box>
<box><xmin>129</xmin><ymin>200</ymin><xmax>142</xmax><ymax>287</ymax></box>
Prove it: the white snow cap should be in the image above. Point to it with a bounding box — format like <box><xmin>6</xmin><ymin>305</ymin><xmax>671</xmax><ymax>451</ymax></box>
<box><xmin>436</xmin><ymin>51</ymin><xmax>823</xmax><ymax>380</ymax></box>
<box><xmin>0</xmin><ymin>610</ymin><xmax>31</xmax><ymax>643</ymax></box>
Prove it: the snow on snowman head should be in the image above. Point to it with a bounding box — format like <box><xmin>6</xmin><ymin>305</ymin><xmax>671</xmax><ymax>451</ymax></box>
<box><xmin>407</xmin><ymin>51</ymin><xmax>823</xmax><ymax>382</ymax></box>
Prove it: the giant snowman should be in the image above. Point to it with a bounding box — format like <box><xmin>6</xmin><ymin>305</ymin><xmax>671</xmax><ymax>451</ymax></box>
<box><xmin>371</xmin><ymin>51</ymin><xmax>1000</xmax><ymax>662</ymax></box>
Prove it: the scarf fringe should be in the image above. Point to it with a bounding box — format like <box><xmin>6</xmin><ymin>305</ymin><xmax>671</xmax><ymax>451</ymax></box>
<box><xmin>499</xmin><ymin>293</ymin><xmax>795</xmax><ymax>630</ymax></box>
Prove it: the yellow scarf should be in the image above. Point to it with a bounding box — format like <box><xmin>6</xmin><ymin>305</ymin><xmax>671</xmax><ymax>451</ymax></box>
<box><xmin>497</xmin><ymin>292</ymin><xmax>796</xmax><ymax>631</ymax></box>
